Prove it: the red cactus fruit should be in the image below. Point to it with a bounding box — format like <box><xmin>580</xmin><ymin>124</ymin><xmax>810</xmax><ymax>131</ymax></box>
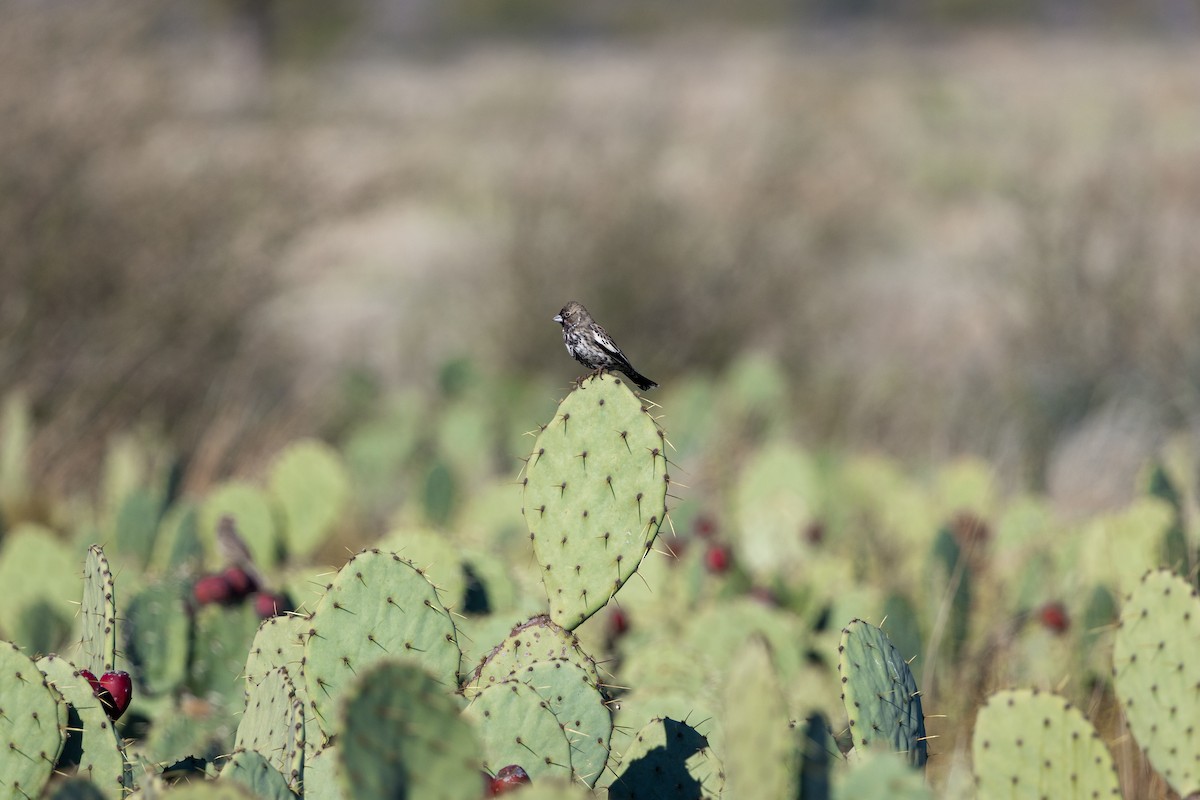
<box><xmin>489</xmin><ymin>765</ymin><xmax>531</xmax><ymax>795</ymax></box>
<box><xmin>1037</xmin><ymin>602</ymin><xmax>1069</xmax><ymax>635</ymax></box>
<box><xmin>97</xmin><ymin>670</ymin><xmax>132</xmax><ymax>720</ymax></box>
<box><xmin>221</xmin><ymin>566</ymin><xmax>258</xmax><ymax>598</ymax></box>
<box><xmin>704</xmin><ymin>543</ymin><xmax>731</xmax><ymax>574</ymax></box>
<box><xmin>193</xmin><ymin>574</ymin><xmax>235</xmax><ymax>606</ymax></box>
<box><xmin>253</xmin><ymin>591</ymin><xmax>293</xmax><ymax>619</ymax></box>
<box><xmin>78</xmin><ymin>668</ymin><xmax>102</xmax><ymax>697</ymax></box>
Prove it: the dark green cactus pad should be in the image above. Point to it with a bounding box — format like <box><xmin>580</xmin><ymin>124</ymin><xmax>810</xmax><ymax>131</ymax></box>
<box><xmin>723</xmin><ymin>636</ymin><xmax>797</xmax><ymax>798</ymax></box>
<box><xmin>151</xmin><ymin>502</ymin><xmax>205</xmax><ymax>574</ymax></box>
<box><xmin>234</xmin><ymin>666</ymin><xmax>304</xmax><ymax>790</ymax></box>
<box><xmin>463</xmin><ymin>679</ymin><xmax>572</xmax><ymax>781</ymax></box>
<box><xmin>111</xmin><ymin>488</ymin><xmax>162</xmax><ymax>572</ymax></box>
<box><xmin>268</xmin><ymin>439</ymin><xmax>351</xmax><ymax>560</ymax></box>
<box><xmin>155</xmin><ymin>781</ymin><xmax>258</xmax><ymax>799</ymax></box>
<box><xmin>37</xmin><ymin>654</ymin><xmax>131</xmax><ymax>799</ymax></box>
<box><xmin>609</xmin><ymin>717</ymin><xmax>724</xmax><ymax>800</ymax></box>
<box><xmin>244</xmin><ymin>615</ymin><xmax>307</xmax><ymax>691</ymax></box>
<box><xmin>80</xmin><ymin>545</ymin><xmax>118</xmax><ymax>676</ymax></box>
<box><xmin>518</xmin><ymin>658</ymin><xmax>612</xmax><ymax>787</ymax></box>
<box><xmin>927</xmin><ymin>527</ymin><xmax>970</xmax><ymax>664</ymax></box>
<box><xmin>799</xmin><ymin>713</ymin><xmax>838</xmax><ymax>800</ymax></box>
<box><xmin>123</xmin><ymin>580</ymin><xmax>190</xmax><ymax>696</ymax></box>
<box><xmin>1112</xmin><ymin>569</ymin><xmax>1200</xmax><ymax>796</ymax></box>
<box><xmin>302</xmin><ymin>549</ymin><xmax>460</xmax><ymax>737</ymax></box>
<box><xmin>0</xmin><ymin>525</ymin><xmax>77</xmax><ymax>653</ymax></box>
<box><xmin>836</xmin><ymin>750</ymin><xmax>932</xmax><ymax>800</ymax></box>
<box><xmin>522</xmin><ymin>375</ymin><xmax>668</xmax><ymax>630</ymax></box>
<box><xmin>301</xmin><ymin>746</ymin><xmax>343</xmax><ymax>800</ymax></box>
<box><xmin>337</xmin><ymin>660</ymin><xmax>482</xmax><ymax>800</ymax></box>
<box><xmin>0</xmin><ymin>640</ymin><xmax>69</xmax><ymax>799</ymax></box>
<box><xmin>189</xmin><ymin>604</ymin><xmax>262</xmax><ymax>706</ymax></box>
<box><xmin>45</xmin><ymin>778</ymin><xmax>108</xmax><ymax>800</ymax></box>
<box><xmin>838</xmin><ymin>619</ymin><xmax>927</xmax><ymax>767</ymax></box>
<box><xmin>200</xmin><ymin>483</ymin><xmax>280</xmax><ymax>571</ymax></box>
<box><xmin>219</xmin><ymin>749</ymin><xmax>294</xmax><ymax>800</ymax></box>
<box><xmin>463</xmin><ymin>615</ymin><xmax>600</xmax><ymax>700</ymax></box>
<box><xmin>972</xmin><ymin>689</ymin><xmax>1119</xmax><ymax>799</ymax></box>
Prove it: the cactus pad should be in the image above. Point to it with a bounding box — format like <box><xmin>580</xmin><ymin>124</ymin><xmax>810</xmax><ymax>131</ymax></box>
<box><xmin>234</xmin><ymin>666</ymin><xmax>304</xmax><ymax>790</ymax></box>
<box><xmin>463</xmin><ymin>678</ymin><xmax>572</xmax><ymax>781</ymax></box>
<box><xmin>518</xmin><ymin>658</ymin><xmax>612</xmax><ymax>787</ymax></box>
<box><xmin>609</xmin><ymin>717</ymin><xmax>724</xmax><ymax>799</ymax></box>
<box><xmin>836</xmin><ymin>750</ymin><xmax>932</xmax><ymax>800</ymax></box>
<box><xmin>37</xmin><ymin>654</ymin><xmax>130</xmax><ymax>799</ymax></box>
<box><xmin>0</xmin><ymin>640</ymin><xmax>68</xmax><ymax>799</ymax></box>
<box><xmin>723</xmin><ymin>636</ymin><xmax>797</xmax><ymax>799</ymax></box>
<box><xmin>972</xmin><ymin>689</ymin><xmax>1119</xmax><ymax>799</ymax></box>
<box><xmin>244</xmin><ymin>615</ymin><xmax>307</xmax><ymax>690</ymax></box>
<box><xmin>838</xmin><ymin>619</ymin><xmax>928</xmax><ymax>767</ymax></box>
<box><xmin>301</xmin><ymin>746</ymin><xmax>343</xmax><ymax>800</ymax></box>
<box><xmin>303</xmin><ymin>549</ymin><xmax>460</xmax><ymax>736</ymax></box>
<box><xmin>522</xmin><ymin>375</ymin><xmax>668</xmax><ymax>629</ymax></box>
<box><xmin>200</xmin><ymin>483</ymin><xmax>280</xmax><ymax>571</ymax></box>
<box><xmin>464</xmin><ymin>615</ymin><xmax>600</xmax><ymax>699</ymax></box>
<box><xmin>220</xmin><ymin>749</ymin><xmax>294</xmax><ymax>800</ymax></box>
<box><xmin>337</xmin><ymin>660</ymin><xmax>481</xmax><ymax>800</ymax></box>
<box><xmin>123</xmin><ymin>580</ymin><xmax>190</xmax><ymax>696</ymax></box>
<box><xmin>268</xmin><ymin>438</ymin><xmax>351</xmax><ymax>560</ymax></box>
<box><xmin>1112</xmin><ymin>569</ymin><xmax>1200</xmax><ymax>796</ymax></box>
<box><xmin>80</xmin><ymin>545</ymin><xmax>118</xmax><ymax>676</ymax></box>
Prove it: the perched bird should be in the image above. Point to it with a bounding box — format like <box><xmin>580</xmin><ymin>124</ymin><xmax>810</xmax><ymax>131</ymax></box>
<box><xmin>553</xmin><ymin>300</ymin><xmax>657</xmax><ymax>391</ymax></box>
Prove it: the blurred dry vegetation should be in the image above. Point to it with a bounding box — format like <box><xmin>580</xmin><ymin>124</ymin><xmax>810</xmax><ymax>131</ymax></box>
<box><xmin>4</xmin><ymin>0</ymin><xmax>1200</xmax><ymax>508</ymax></box>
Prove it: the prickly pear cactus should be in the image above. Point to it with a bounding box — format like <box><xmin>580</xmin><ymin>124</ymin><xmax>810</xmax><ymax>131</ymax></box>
<box><xmin>0</xmin><ymin>640</ymin><xmax>69</xmax><ymax>799</ymax></box>
<box><xmin>835</xmin><ymin>750</ymin><xmax>932</xmax><ymax>800</ymax></box>
<box><xmin>1112</xmin><ymin>569</ymin><xmax>1200</xmax><ymax>796</ymax></box>
<box><xmin>123</xmin><ymin>580</ymin><xmax>190</xmax><ymax>696</ymax></box>
<box><xmin>234</xmin><ymin>667</ymin><xmax>304</xmax><ymax>790</ymax></box>
<box><xmin>609</xmin><ymin>717</ymin><xmax>724</xmax><ymax>800</ymax></box>
<box><xmin>337</xmin><ymin>660</ymin><xmax>481</xmax><ymax>800</ymax></box>
<box><xmin>268</xmin><ymin>438</ymin><xmax>351</xmax><ymax>560</ymax></box>
<box><xmin>463</xmin><ymin>615</ymin><xmax>600</xmax><ymax>699</ymax></box>
<box><xmin>463</xmin><ymin>678</ymin><xmax>572</xmax><ymax>782</ymax></box>
<box><xmin>722</xmin><ymin>635</ymin><xmax>797</xmax><ymax>799</ymax></box>
<box><xmin>303</xmin><ymin>549</ymin><xmax>460</xmax><ymax>736</ymax></box>
<box><xmin>243</xmin><ymin>615</ymin><xmax>307</xmax><ymax>690</ymax></box>
<box><xmin>220</xmin><ymin>749</ymin><xmax>294</xmax><ymax>800</ymax></box>
<box><xmin>80</xmin><ymin>545</ymin><xmax>118</xmax><ymax>676</ymax></box>
<box><xmin>522</xmin><ymin>374</ymin><xmax>668</xmax><ymax>630</ymax></box>
<box><xmin>972</xmin><ymin>689</ymin><xmax>1119</xmax><ymax>799</ymax></box>
<box><xmin>518</xmin><ymin>658</ymin><xmax>612</xmax><ymax>787</ymax></box>
<box><xmin>37</xmin><ymin>654</ymin><xmax>131</xmax><ymax>799</ymax></box>
<box><xmin>838</xmin><ymin>619</ymin><xmax>928</xmax><ymax>767</ymax></box>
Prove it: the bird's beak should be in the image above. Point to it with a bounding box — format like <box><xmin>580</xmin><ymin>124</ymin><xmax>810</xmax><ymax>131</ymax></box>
<box><xmin>553</xmin><ymin>314</ymin><xmax>563</xmax><ymax>324</ymax></box>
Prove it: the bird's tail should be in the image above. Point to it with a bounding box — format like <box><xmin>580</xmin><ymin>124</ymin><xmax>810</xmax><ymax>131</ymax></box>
<box><xmin>622</xmin><ymin>368</ymin><xmax>658</xmax><ymax>392</ymax></box>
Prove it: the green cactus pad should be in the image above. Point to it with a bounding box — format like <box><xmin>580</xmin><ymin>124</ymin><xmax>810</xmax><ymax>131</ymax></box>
<box><xmin>0</xmin><ymin>524</ymin><xmax>77</xmax><ymax>652</ymax></box>
<box><xmin>522</xmin><ymin>375</ymin><xmax>668</xmax><ymax>630</ymax></box>
<box><xmin>80</xmin><ymin>545</ymin><xmax>118</xmax><ymax>676</ymax></box>
<box><xmin>189</xmin><ymin>604</ymin><xmax>262</xmax><ymax>706</ymax></box>
<box><xmin>495</xmin><ymin>778</ymin><xmax>593</xmax><ymax>799</ymax></box>
<box><xmin>609</xmin><ymin>717</ymin><xmax>724</xmax><ymax>800</ymax></box>
<box><xmin>337</xmin><ymin>660</ymin><xmax>481</xmax><ymax>800</ymax></box>
<box><xmin>1112</xmin><ymin>569</ymin><xmax>1200</xmax><ymax>796</ymax></box>
<box><xmin>234</xmin><ymin>666</ymin><xmax>304</xmax><ymax>790</ymax></box>
<box><xmin>463</xmin><ymin>679</ymin><xmax>572</xmax><ymax>781</ymax></box>
<box><xmin>219</xmin><ymin>749</ymin><xmax>294</xmax><ymax>800</ymax></box>
<box><xmin>972</xmin><ymin>689</ymin><xmax>1119</xmax><ymax>799</ymax></box>
<box><xmin>37</xmin><ymin>654</ymin><xmax>131</xmax><ymax>799</ymax></box>
<box><xmin>835</xmin><ymin>750</ymin><xmax>932</xmax><ymax>800</ymax></box>
<box><xmin>111</xmin><ymin>488</ymin><xmax>162</xmax><ymax>572</ymax></box>
<box><xmin>123</xmin><ymin>580</ymin><xmax>190</xmax><ymax>696</ymax></box>
<box><xmin>200</xmin><ymin>482</ymin><xmax>280</xmax><ymax>571</ymax></box>
<box><xmin>301</xmin><ymin>746</ymin><xmax>343</xmax><ymax>800</ymax></box>
<box><xmin>151</xmin><ymin>502</ymin><xmax>205</xmax><ymax>574</ymax></box>
<box><xmin>302</xmin><ymin>549</ymin><xmax>460</xmax><ymax>736</ymax></box>
<box><xmin>268</xmin><ymin>439</ymin><xmax>351</xmax><ymax>560</ymax></box>
<box><xmin>0</xmin><ymin>640</ymin><xmax>68</xmax><ymax>799</ymax></box>
<box><xmin>518</xmin><ymin>658</ymin><xmax>612</xmax><ymax>787</ymax></box>
<box><xmin>155</xmin><ymin>781</ymin><xmax>257</xmax><ymax>799</ymax></box>
<box><xmin>463</xmin><ymin>615</ymin><xmax>601</xmax><ymax>700</ymax></box>
<box><xmin>723</xmin><ymin>636</ymin><xmax>797</xmax><ymax>799</ymax></box>
<box><xmin>244</xmin><ymin>615</ymin><xmax>307</xmax><ymax>690</ymax></box>
<box><xmin>376</xmin><ymin>528</ymin><xmax>468</xmax><ymax>611</ymax></box>
<box><xmin>838</xmin><ymin>619</ymin><xmax>928</xmax><ymax>767</ymax></box>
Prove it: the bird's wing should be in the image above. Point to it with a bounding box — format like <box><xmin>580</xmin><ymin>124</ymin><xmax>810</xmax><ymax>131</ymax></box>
<box><xmin>591</xmin><ymin>326</ymin><xmax>625</xmax><ymax>357</ymax></box>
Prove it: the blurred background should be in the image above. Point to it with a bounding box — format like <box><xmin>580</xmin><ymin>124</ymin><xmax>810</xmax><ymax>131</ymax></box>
<box><xmin>5</xmin><ymin>0</ymin><xmax>1200</xmax><ymax>510</ymax></box>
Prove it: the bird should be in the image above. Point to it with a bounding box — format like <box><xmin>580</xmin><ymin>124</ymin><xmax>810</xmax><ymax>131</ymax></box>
<box><xmin>553</xmin><ymin>300</ymin><xmax>657</xmax><ymax>391</ymax></box>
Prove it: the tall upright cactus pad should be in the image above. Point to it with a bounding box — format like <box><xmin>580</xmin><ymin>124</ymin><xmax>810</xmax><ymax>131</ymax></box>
<box><xmin>244</xmin><ymin>615</ymin><xmax>307</xmax><ymax>691</ymax></box>
<box><xmin>722</xmin><ymin>636</ymin><xmax>797</xmax><ymax>799</ymax></box>
<box><xmin>123</xmin><ymin>581</ymin><xmax>190</xmax><ymax>696</ymax></box>
<box><xmin>37</xmin><ymin>655</ymin><xmax>130</xmax><ymax>799</ymax></box>
<box><xmin>519</xmin><ymin>658</ymin><xmax>612</xmax><ymax>787</ymax></box>
<box><xmin>80</xmin><ymin>545</ymin><xmax>117</xmax><ymax>676</ymax></box>
<box><xmin>268</xmin><ymin>439</ymin><xmax>351</xmax><ymax>560</ymax></box>
<box><xmin>838</xmin><ymin>619</ymin><xmax>928</xmax><ymax>768</ymax></box>
<box><xmin>0</xmin><ymin>641</ymin><xmax>69</xmax><ymax>799</ymax></box>
<box><xmin>234</xmin><ymin>667</ymin><xmax>304</xmax><ymax>791</ymax></box>
<box><xmin>1112</xmin><ymin>569</ymin><xmax>1200</xmax><ymax>796</ymax></box>
<box><xmin>609</xmin><ymin>717</ymin><xmax>724</xmax><ymax>800</ymax></box>
<box><xmin>463</xmin><ymin>679</ymin><xmax>573</xmax><ymax>781</ymax></box>
<box><xmin>303</xmin><ymin>550</ymin><xmax>460</xmax><ymax>736</ymax></box>
<box><xmin>972</xmin><ymin>689</ymin><xmax>1119</xmax><ymax>799</ymax></box>
<box><xmin>522</xmin><ymin>375</ymin><xmax>668</xmax><ymax>630</ymax></box>
<box><xmin>0</xmin><ymin>525</ymin><xmax>77</xmax><ymax>653</ymax></box>
<box><xmin>337</xmin><ymin>660</ymin><xmax>482</xmax><ymax>800</ymax></box>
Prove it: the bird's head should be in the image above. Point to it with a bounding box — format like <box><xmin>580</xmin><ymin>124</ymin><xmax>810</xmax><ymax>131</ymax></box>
<box><xmin>554</xmin><ymin>300</ymin><xmax>588</xmax><ymax>327</ymax></box>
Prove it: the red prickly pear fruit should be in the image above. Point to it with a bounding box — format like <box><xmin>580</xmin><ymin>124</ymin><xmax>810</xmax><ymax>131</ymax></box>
<box><xmin>193</xmin><ymin>574</ymin><xmax>235</xmax><ymax>606</ymax></box>
<box><xmin>489</xmin><ymin>765</ymin><xmax>531</xmax><ymax>795</ymax></box>
<box><xmin>694</xmin><ymin>515</ymin><xmax>717</xmax><ymax>540</ymax></box>
<box><xmin>221</xmin><ymin>566</ymin><xmax>258</xmax><ymax>598</ymax></box>
<box><xmin>704</xmin><ymin>543</ymin><xmax>731</xmax><ymax>574</ymax></box>
<box><xmin>78</xmin><ymin>669</ymin><xmax>103</xmax><ymax>696</ymax></box>
<box><xmin>97</xmin><ymin>670</ymin><xmax>132</xmax><ymax>720</ymax></box>
<box><xmin>253</xmin><ymin>591</ymin><xmax>293</xmax><ymax>619</ymax></box>
<box><xmin>607</xmin><ymin>608</ymin><xmax>630</xmax><ymax>639</ymax></box>
<box><xmin>1037</xmin><ymin>602</ymin><xmax>1069</xmax><ymax>634</ymax></box>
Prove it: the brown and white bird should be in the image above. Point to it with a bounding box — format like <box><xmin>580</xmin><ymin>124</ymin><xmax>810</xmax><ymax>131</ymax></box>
<box><xmin>553</xmin><ymin>300</ymin><xmax>657</xmax><ymax>391</ymax></box>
